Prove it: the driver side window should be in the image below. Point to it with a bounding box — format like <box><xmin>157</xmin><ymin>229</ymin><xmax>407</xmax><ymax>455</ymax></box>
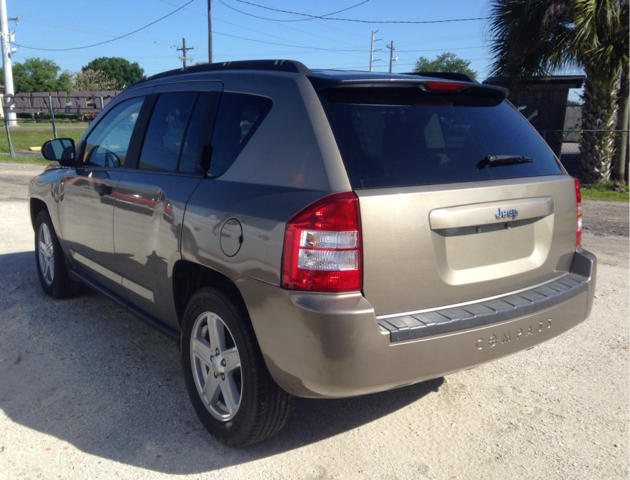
<box><xmin>83</xmin><ymin>96</ymin><xmax>145</xmax><ymax>167</ymax></box>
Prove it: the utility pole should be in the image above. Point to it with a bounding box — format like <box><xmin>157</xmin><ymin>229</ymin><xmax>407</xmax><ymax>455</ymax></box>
<box><xmin>207</xmin><ymin>0</ymin><xmax>212</xmax><ymax>63</ymax></box>
<box><xmin>0</xmin><ymin>0</ymin><xmax>16</xmax><ymax>125</ymax></box>
<box><xmin>177</xmin><ymin>38</ymin><xmax>194</xmax><ymax>70</ymax></box>
<box><xmin>386</xmin><ymin>41</ymin><xmax>397</xmax><ymax>73</ymax></box>
<box><xmin>369</xmin><ymin>30</ymin><xmax>382</xmax><ymax>72</ymax></box>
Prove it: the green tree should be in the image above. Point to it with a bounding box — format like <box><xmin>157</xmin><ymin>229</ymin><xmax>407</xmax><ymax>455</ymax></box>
<box><xmin>488</xmin><ymin>0</ymin><xmax>629</xmax><ymax>184</ymax></box>
<box><xmin>73</xmin><ymin>69</ymin><xmax>118</xmax><ymax>91</ymax></box>
<box><xmin>82</xmin><ymin>57</ymin><xmax>144</xmax><ymax>89</ymax></box>
<box><xmin>413</xmin><ymin>52</ymin><xmax>477</xmax><ymax>79</ymax></box>
<box><xmin>12</xmin><ymin>58</ymin><xmax>73</xmax><ymax>93</ymax></box>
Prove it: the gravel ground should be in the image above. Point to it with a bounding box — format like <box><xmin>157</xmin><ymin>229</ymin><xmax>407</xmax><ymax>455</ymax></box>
<box><xmin>0</xmin><ymin>164</ymin><xmax>628</xmax><ymax>480</ymax></box>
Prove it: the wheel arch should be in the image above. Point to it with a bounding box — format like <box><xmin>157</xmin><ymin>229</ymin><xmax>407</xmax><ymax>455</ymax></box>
<box><xmin>172</xmin><ymin>260</ymin><xmax>251</xmax><ymax>329</ymax></box>
<box><xmin>29</xmin><ymin>198</ymin><xmax>49</xmax><ymax>229</ymax></box>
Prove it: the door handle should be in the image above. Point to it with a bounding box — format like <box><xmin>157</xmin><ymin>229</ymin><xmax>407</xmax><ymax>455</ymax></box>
<box><xmin>94</xmin><ymin>183</ymin><xmax>112</xmax><ymax>196</ymax></box>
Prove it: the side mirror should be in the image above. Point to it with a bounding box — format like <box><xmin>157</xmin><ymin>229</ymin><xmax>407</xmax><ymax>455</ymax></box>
<box><xmin>196</xmin><ymin>144</ymin><xmax>213</xmax><ymax>175</ymax></box>
<box><xmin>41</xmin><ymin>138</ymin><xmax>76</xmax><ymax>166</ymax></box>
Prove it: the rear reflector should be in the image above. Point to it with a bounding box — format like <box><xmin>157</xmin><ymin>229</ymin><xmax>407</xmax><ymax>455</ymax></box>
<box><xmin>574</xmin><ymin>178</ymin><xmax>582</xmax><ymax>248</ymax></box>
<box><xmin>424</xmin><ymin>81</ymin><xmax>468</xmax><ymax>92</ymax></box>
<box><xmin>282</xmin><ymin>192</ymin><xmax>362</xmax><ymax>292</ymax></box>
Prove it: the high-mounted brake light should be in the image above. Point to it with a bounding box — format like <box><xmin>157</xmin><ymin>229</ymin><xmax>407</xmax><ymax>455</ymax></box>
<box><xmin>282</xmin><ymin>192</ymin><xmax>362</xmax><ymax>292</ymax></box>
<box><xmin>424</xmin><ymin>81</ymin><xmax>468</xmax><ymax>92</ymax></box>
<box><xmin>574</xmin><ymin>178</ymin><xmax>582</xmax><ymax>248</ymax></box>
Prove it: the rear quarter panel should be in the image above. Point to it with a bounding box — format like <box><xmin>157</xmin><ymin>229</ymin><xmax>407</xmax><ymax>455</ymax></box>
<box><xmin>182</xmin><ymin>73</ymin><xmax>352</xmax><ymax>286</ymax></box>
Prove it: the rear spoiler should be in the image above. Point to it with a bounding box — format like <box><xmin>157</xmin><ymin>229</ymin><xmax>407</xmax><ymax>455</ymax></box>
<box><xmin>309</xmin><ymin>77</ymin><xmax>509</xmax><ymax>102</ymax></box>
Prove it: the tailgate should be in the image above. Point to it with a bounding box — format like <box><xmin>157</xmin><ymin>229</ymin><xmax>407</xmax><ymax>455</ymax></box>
<box><xmin>358</xmin><ymin>176</ymin><xmax>577</xmax><ymax>316</ymax></box>
<box><xmin>315</xmin><ymin>78</ymin><xmax>575</xmax><ymax>316</ymax></box>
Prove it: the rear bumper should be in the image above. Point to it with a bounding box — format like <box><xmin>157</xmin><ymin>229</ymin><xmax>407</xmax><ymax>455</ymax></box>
<box><xmin>237</xmin><ymin>248</ymin><xmax>596</xmax><ymax>398</ymax></box>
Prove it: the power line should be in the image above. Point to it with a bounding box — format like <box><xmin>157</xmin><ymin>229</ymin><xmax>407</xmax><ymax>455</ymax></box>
<box><xmin>232</xmin><ymin>0</ymin><xmax>370</xmax><ymax>22</ymax></box>
<box><xmin>221</xmin><ymin>0</ymin><xmax>490</xmax><ymax>24</ymax></box>
<box><xmin>159</xmin><ymin>0</ymin><xmax>367</xmax><ymax>51</ymax></box>
<box><xmin>213</xmin><ymin>30</ymin><xmax>365</xmax><ymax>52</ymax></box>
<box><xmin>397</xmin><ymin>46</ymin><xmax>486</xmax><ymax>53</ymax></box>
<box><xmin>14</xmin><ymin>0</ymin><xmax>194</xmax><ymax>51</ymax></box>
<box><xmin>19</xmin><ymin>16</ymin><xmax>174</xmax><ymax>47</ymax></box>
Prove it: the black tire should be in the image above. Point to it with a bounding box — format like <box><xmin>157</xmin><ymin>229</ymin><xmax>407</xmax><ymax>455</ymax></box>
<box><xmin>34</xmin><ymin>210</ymin><xmax>82</xmax><ymax>298</ymax></box>
<box><xmin>181</xmin><ymin>287</ymin><xmax>292</xmax><ymax>447</ymax></box>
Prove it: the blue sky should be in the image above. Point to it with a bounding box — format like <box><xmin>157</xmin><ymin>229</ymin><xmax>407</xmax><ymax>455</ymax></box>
<box><xmin>9</xmin><ymin>0</ymin><xmax>584</xmax><ymax>89</ymax></box>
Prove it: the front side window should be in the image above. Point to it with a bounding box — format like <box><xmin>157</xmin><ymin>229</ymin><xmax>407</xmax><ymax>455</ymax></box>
<box><xmin>83</xmin><ymin>96</ymin><xmax>145</xmax><ymax>168</ymax></box>
<box><xmin>138</xmin><ymin>91</ymin><xmax>197</xmax><ymax>171</ymax></box>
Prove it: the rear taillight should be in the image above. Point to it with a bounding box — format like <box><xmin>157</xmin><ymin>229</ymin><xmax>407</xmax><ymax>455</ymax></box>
<box><xmin>282</xmin><ymin>192</ymin><xmax>362</xmax><ymax>292</ymax></box>
<box><xmin>574</xmin><ymin>178</ymin><xmax>582</xmax><ymax>248</ymax></box>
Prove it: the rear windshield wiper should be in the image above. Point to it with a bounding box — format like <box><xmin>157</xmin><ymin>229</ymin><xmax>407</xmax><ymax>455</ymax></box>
<box><xmin>477</xmin><ymin>155</ymin><xmax>535</xmax><ymax>170</ymax></box>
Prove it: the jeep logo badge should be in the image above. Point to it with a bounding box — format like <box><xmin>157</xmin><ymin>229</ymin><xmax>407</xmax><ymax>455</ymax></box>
<box><xmin>495</xmin><ymin>207</ymin><xmax>518</xmax><ymax>220</ymax></box>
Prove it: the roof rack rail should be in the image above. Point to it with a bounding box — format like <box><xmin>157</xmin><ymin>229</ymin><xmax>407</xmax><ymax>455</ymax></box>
<box><xmin>402</xmin><ymin>71</ymin><xmax>477</xmax><ymax>83</ymax></box>
<box><xmin>144</xmin><ymin>59</ymin><xmax>311</xmax><ymax>83</ymax></box>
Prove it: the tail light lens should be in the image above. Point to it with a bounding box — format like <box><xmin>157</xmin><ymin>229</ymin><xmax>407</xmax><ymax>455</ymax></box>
<box><xmin>282</xmin><ymin>192</ymin><xmax>362</xmax><ymax>292</ymax></box>
<box><xmin>424</xmin><ymin>81</ymin><xmax>468</xmax><ymax>92</ymax></box>
<box><xmin>574</xmin><ymin>178</ymin><xmax>582</xmax><ymax>248</ymax></box>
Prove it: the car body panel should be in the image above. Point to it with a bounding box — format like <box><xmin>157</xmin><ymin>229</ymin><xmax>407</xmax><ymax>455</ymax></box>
<box><xmin>58</xmin><ymin>168</ymin><xmax>127</xmax><ymax>296</ymax></box>
<box><xmin>113</xmin><ymin>172</ymin><xmax>203</xmax><ymax>330</ymax></box>
<box><xmin>183</xmin><ymin>180</ymin><xmax>329</xmax><ymax>286</ymax></box>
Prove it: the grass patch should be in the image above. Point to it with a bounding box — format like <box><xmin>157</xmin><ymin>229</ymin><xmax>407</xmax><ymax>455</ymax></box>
<box><xmin>0</xmin><ymin>156</ymin><xmax>49</xmax><ymax>165</ymax></box>
<box><xmin>0</xmin><ymin>128</ymin><xmax>85</xmax><ymax>154</ymax></box>
<box><xmin>581</xmin><ymin>181</ymin><xmax>629</xmax><ymax>202</ymax></box>
<box><xmin>16</xmin><ymin>122</ymin><xmax>88</xmax><ymax>128</ymax></box>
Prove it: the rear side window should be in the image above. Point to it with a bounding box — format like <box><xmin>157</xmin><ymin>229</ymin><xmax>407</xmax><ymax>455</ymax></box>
<box><xmin>319</xmin><ymin>87</ymin><xmax>563</xmax><ymax>189</ymax></box>
<box><xmin>139</xmin><ymin>91</ymin><xmax>197</xmax><ymax>171</ymax></box>
<box><xmin>209</xmin><ymin>92</ymin><xmax>272</xmax><ymax>177</ymax></box>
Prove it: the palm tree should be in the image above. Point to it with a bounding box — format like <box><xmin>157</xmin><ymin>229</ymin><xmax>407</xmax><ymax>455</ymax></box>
<box><xmin>488</xmin><ymin>0</ymin><xmax>629</xmax><ymax>184</ymax></box>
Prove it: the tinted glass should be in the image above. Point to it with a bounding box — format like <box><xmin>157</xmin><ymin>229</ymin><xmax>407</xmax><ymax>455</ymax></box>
<box><xmin>319</xmin><ymin>89</ymin><xmax>563</xmax><ymax>189</ymax></box>
<box><xmin>178</xmin><ymin>92</ymin><xmax>213</xmax><ymax>173</ymax></box>
<box><xmin>209</xmin><ymin>92</ymin><xmax>272</xmax><ymax>177</ymax></box>
<box><xmin>139</xmin><ymin>91</ymin><xmax>197</xmax><ymax>171</ymax></box>
<box><xmin>83</xmin><ymin>96</ymin><xmax>145</xmax><ymax>167</ymax></box>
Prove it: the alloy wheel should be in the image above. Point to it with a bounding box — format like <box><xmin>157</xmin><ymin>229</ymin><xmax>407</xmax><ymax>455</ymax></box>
<box><xmin>38</xmin><ymin>222</ymin><xmax>55</xmax><ymax>286</ymax></box>
<box><xmin>190</xmin><ymin>311</ymin><xmax>243</xmax><ymax>421</ymax></box>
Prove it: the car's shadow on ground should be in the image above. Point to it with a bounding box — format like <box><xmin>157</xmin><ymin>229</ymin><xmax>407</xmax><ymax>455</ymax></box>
<box><xmin>0</xmin><ymin>250</ymin><xmax>443</xmax><ymax>474</ymax></box>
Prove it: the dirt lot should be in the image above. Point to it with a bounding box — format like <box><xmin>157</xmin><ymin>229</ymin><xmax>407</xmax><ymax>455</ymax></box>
<box><xmin>0</xmin><ymin>164</ymin><xmax>628</xmax><ymax>479</ymax></box>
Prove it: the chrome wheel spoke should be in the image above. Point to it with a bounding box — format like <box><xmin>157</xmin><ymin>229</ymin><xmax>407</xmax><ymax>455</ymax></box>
<box><xmin>45</xmin><ymin>227</ymin><xmax>52</xmax><ymax>246</ymax></box>
<box><xmin>192</xmin><ymin>336</ymin><xmax>213</xmax><ymax>367</ymax></box>
<box><xmin>221</xmin><ymin>374</ymin><xmax>240</xmax><ymax>415</ymax></box>
<box><xmin>222</xmin><ymin>347</ymin><xmax>241</xmax><ymax>373</ymax></box>
<box><xmin>207</xmin><ymin>315</ymin><xmax>226</xmax><ymax>351</ymax></box>
<box><xmin>202</xmin><ymin>371</ymin><xmax>222</xmax><ymax>404</ymax></box>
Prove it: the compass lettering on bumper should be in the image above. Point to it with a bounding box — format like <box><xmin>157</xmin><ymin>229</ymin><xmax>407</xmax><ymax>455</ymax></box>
<box><xmin>476</xmin><ymin>319</ymin><xmax>552</xmax><ymax>350</ymax></box>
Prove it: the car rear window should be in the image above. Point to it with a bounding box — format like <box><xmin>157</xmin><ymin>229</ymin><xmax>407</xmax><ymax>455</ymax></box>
<box><xmin>318</xmin><ymin>86</ymin><xmax>563</xmax><ymax>189</ymax></box>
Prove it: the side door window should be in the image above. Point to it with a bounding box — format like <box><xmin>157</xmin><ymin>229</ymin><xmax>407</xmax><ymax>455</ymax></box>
<box><xmin>177</xmin><ymin>92</ymin><xmax>217</xmax><ymax>173</ymax></box>
<box><xmin>138</xmin><ymin>91</ymin><xmax>197</xmax><ymax>171</ymax></box>
<box><xmin>83</xmin><ymin>96</ymin><xmax>145</xmax><ymax>168</ymax></box>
